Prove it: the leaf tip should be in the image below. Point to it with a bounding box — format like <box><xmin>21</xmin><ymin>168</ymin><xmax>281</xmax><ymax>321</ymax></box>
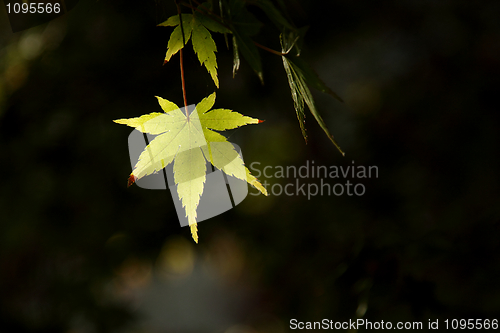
<box><xmin>127</xmin><ymin>174</ymin><xmax>137</xmax><ymax>187</ymax></box>
<box><xmin>190</xmin><ymin>223</ymin><xmax>198</xmax><ymax>243</ymax></box>
<box><xmin>258</xmin><ymin>119</ymin><xmax>265</xmax><ymax>123</ymax></box>
<box><xmin>258</xmin><ymin>73</ymin><xmax>264</xmax><ymax>85</ymax></box>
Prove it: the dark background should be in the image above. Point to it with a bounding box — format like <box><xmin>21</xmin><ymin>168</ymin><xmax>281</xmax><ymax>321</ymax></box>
<box><xmin>1</xmin><ymin>0</ymin><xmax>499</xmax><ymax>332</ymax></box>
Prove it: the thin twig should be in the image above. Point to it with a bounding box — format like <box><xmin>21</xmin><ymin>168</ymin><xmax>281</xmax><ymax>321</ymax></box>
<box><xmin>180</xmin><ymin>52</ymin><xmax>188</xmax><ymax>112</ymax></box>
<box><xmin>176</xmin><ymin>1</ymin><xmax>189</xmax><ymax>116</ymax></box>
<box><xmin>254</xmin><ymin>41</ymin><xmax>286</xmax><ymax>56</ymax></box>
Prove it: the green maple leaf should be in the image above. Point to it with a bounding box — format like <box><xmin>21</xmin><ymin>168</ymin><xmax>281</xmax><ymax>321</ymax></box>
<box><xmin>159</xmin><ymin>4</ymin><xmax>230</xmax><ymax>88</ymax></box>
<box><xmin>114</xmin><ymin>93</ymin><xmax>267</xmax><ymax>243</ymax></box>
<box><xmin>280</xmin><ymin>33</ymin><xmax>345</xmax><ymax>155</ymax></box>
